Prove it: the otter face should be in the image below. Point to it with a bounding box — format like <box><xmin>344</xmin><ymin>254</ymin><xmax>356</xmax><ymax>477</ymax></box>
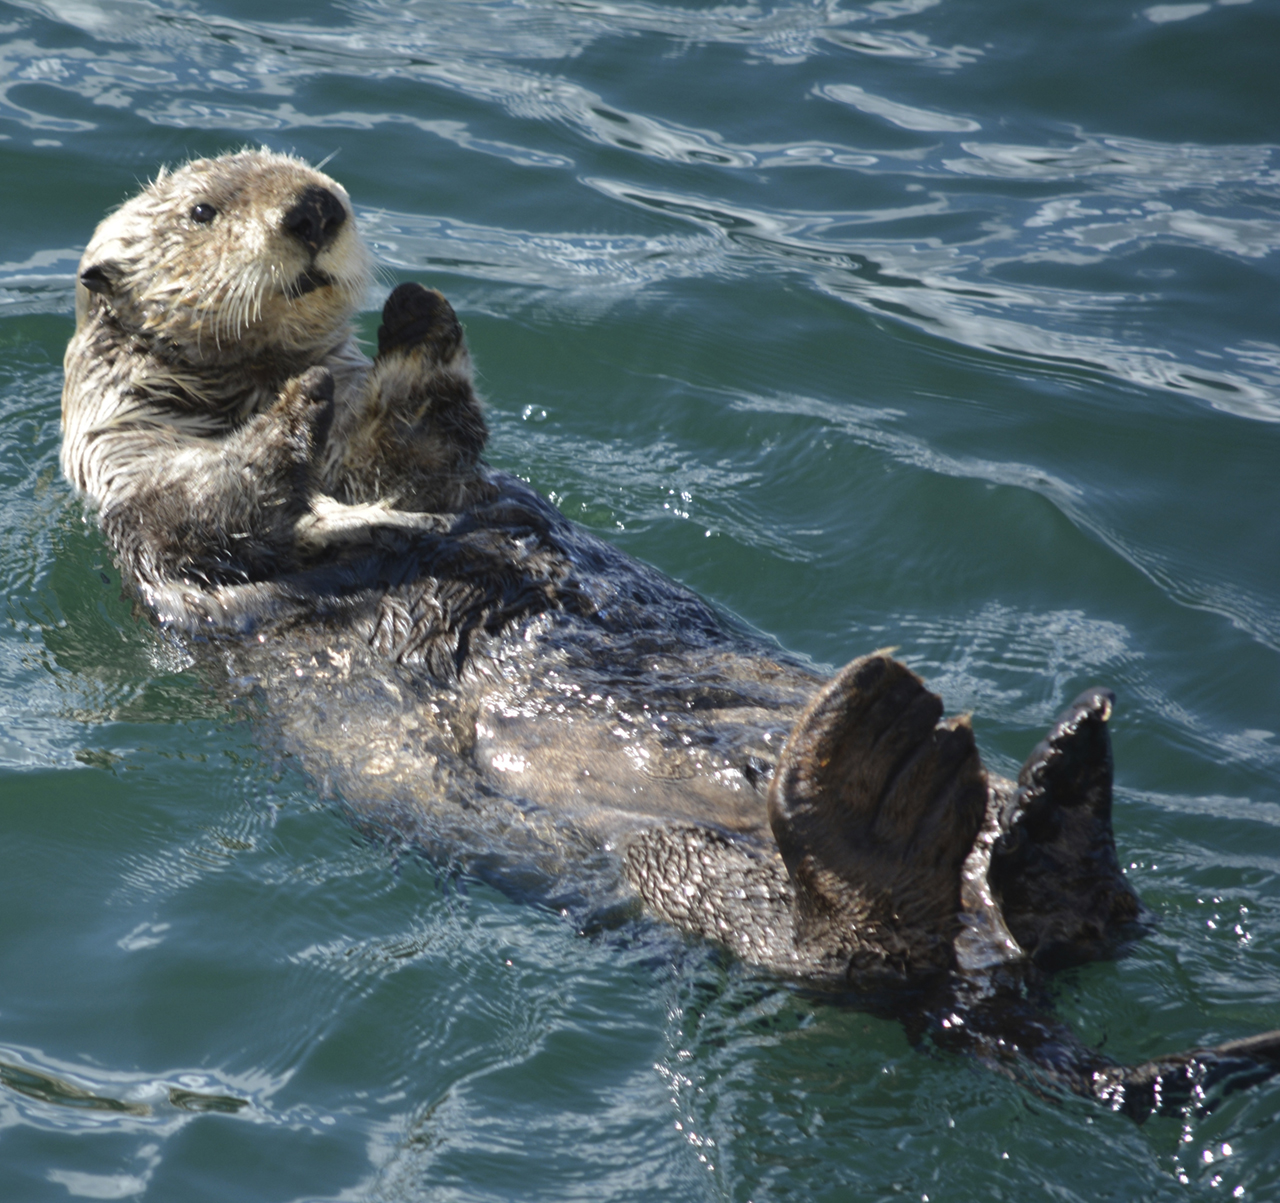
<box><xmin>77</xmin><ymin>150</ymin><xmax>373</xmax><ymax>364</ymax></box>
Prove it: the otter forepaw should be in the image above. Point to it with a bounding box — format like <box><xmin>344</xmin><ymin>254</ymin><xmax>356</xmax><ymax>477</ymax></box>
<box><xmin>988</xmin><ymin>688</ymin><xmax>1146</xmax><ymax>968</ymax></box>
<box><xmin>275</xmin><ymin>366</ymin><xmax>336</xmax><ymax>461</ymax></box>
<box><xmin>768</xmin><ymin>653</ymin><xmax>987</xmax><ymax>981</ymax></box>
<box><xmin>377</xmin><ymin>282</ymin><xmax>464</xmax><ymax>362</ymax></box>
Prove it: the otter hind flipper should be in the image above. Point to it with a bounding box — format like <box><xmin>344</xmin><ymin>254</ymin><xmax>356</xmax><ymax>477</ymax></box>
<box><xmin>989</xmin><ymin>688</ymin><xmax>1146</xmax><ymax>969</ymax></box>
<box><xmin>768</xmin><ymin>653</ymin><xmax>987</xmax><ymax>984</ymax></box>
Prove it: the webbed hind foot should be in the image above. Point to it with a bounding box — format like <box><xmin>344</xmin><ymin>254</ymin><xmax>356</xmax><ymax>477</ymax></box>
<box><xmin>768</xmin><ymin>653</ymin><xmax>987</xmax><ymax>984</ymax></box>
<box><xmin>989</xmin><ymin>688</ymin><xmax>1145</xmax><ymax>968</ymax></box>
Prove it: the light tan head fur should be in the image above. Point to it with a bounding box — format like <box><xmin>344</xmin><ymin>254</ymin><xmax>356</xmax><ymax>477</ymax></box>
<box><xmin>76</xmin><ymin>149</ymin><xmax>372</xmax><ymax>364</ymax></box>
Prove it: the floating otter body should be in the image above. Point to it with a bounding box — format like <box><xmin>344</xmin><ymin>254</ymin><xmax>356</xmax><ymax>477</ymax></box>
<box><xmin>61</xmin><ymin>150</ymin><xmax>1279</xmax><ymax>1115</ymax></box>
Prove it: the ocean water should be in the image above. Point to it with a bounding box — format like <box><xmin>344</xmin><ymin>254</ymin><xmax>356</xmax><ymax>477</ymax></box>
<box><xmin>2</xmin><ymin>0</ymin><xmax>1280</xmax><ymax>1198</ymax></box>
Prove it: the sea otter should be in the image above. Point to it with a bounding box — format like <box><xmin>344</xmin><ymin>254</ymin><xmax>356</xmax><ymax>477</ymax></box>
<box><xmin>60</xmin><ymin>149</ymin><xmax>1280</xmax><ymax>1115</ymax></box>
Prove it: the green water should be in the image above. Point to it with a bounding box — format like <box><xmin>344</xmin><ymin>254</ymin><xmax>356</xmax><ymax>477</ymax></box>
<box><xmin>3</xmin><ymin>0</ymin><xmax>1280</xmax><ymax>1198</ymax></box>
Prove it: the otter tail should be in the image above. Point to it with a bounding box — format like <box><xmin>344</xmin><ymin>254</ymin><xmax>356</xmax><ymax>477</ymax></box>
<box><xmin>1095</xmin><ymin>1029</ymin><xmax>1280</xmax><ymax>1119</ymax></box>
<box><xmin>919</xmin><ymin>981</ymin><xmax>1280</xmax><ymax>1120</ymax></box>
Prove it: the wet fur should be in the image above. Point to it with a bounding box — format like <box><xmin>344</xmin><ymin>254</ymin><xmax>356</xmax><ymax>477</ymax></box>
<box><xmin>61</xmin><ymin>151</ymin><xmax>1280</xmax><ymax>1117</ymax></box>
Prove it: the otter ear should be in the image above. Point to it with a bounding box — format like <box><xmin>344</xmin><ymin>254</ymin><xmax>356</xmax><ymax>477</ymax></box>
<box><xmin>79</xmin><ymin>262</ymin><xmax>117</xmax><ymax>296</ymax></box>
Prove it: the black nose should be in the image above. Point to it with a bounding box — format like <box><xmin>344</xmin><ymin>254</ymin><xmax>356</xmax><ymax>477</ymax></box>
<box><xmin>283</xmin><ymin>185</ymin><xmax>347</xmax><ymax>253</ymax></box>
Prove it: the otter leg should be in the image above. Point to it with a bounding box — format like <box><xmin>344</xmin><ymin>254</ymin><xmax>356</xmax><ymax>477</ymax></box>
<box><xmin>767</xmin><ymin>653</ymin><xmax>988</xmax><ymax>984</ymax></box>
<box><xmin>987</xmin><ymin>689</ymin><xmax>1146</xmax><ymax>969</ymax></box>
<box><xmin>621</xmin><ymin>825</ymin><xmax>804</xmax><ymax>974</ymax></box>
<box><xmin>323</xmin><ymin>283</ymin><xmax>488</xmax><ymax>511</ymax></box>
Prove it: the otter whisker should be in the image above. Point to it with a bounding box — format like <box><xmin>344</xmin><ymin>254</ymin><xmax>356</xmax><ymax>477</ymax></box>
<box><xmin>248</xmin><ymin>272</ymin><xmax>266</xmax><ymax>332</ymax></box>
<box><xmin>226</xmin><ymin>270</ymin><xmax>253</xmax><ymax>343</ymax></box>
<box><xmin>224</xmin><ymin>275</ymin><xmax>248</xmax><ymax>344</ymax></box>
<box><xmin>203</xmin><ymin>271</ymin><xmax>236</xmax><ymax>354</ymax></box>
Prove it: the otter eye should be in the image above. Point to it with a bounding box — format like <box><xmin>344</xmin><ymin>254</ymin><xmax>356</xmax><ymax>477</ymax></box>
<box><xmin>190</xmin><ymin>203</ymin><xmax>217</xmax><ymax>224</ymax></box>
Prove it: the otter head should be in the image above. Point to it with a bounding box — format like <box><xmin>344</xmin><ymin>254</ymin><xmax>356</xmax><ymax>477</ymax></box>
<box><xmin>77</xmin><ymin>149</ymin><xmax>373</xmax><ymax>365</ymax></box>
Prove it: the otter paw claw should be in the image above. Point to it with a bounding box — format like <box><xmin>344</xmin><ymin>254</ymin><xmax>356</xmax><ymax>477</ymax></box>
<box><xmin>377</xmin><ymin>282</ymin><xmax>463</xmax><ymax>361</ymax></box>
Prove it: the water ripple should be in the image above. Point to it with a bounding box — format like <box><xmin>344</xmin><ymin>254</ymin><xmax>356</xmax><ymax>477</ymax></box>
<box><xmin>817</xmin><ymin>82</ymin><xmax>981</xmax><ymax>133</ymax></box>
<box><xmin>4</xmin><ymin>0</ymin><xmax>1276</xmax><ymax>428</ymax></box>
<box><xmin>0</xmin><ymin>1043</ymin><xmax>281</xmax><ymax>1132</ymax></box>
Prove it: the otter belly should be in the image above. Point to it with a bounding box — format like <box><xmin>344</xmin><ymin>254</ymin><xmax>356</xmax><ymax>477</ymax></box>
<box><xmin>472</xmin><ymin>677</ymin><xmax>805</xmax><ymax>838</ymax></box>
<box><xmin>220</xmin><ymin>543</ymin><xmax>819</xmax><ymax>866</ymax></box>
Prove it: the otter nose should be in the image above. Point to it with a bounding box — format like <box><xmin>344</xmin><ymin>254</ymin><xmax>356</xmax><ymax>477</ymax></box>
<box><xmin>283</xmin><ymin>185</ymin><xmax>347</xmax><ymax>253</ymax></box>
